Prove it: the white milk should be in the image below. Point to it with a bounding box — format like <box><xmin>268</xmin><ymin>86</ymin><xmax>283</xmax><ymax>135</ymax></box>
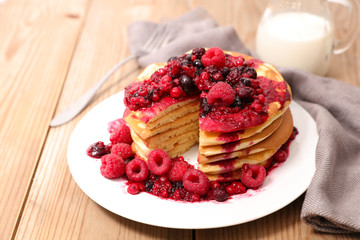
<box><xmin>256</xmin><ymin>12</ymin><xmax>334</xmax><ymax>75</ymax></box>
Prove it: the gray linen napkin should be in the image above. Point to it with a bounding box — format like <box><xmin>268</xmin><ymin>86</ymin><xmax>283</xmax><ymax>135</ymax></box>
<box><xmin>127</xmin><ymin>7</ymin><xmax>360</xmax><ymax>233</ymax></box>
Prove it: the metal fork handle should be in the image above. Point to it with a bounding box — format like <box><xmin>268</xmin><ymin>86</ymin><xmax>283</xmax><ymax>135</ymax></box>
<box><xmin>50</xmin><ymin>54</ymin><xmax>139</xmax><ymax>127</ymax></box>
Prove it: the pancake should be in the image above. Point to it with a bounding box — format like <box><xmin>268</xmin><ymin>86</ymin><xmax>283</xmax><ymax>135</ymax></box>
<box><xmin>198</xmin><ymin>109</ymin><xmax>293</xmax><ymax>163</ymax></box>
<box><xmin>199</xmin><ymin>149</ymin><xmax>277</xmax><ymax>174</ymax></box>
<box><xmin>132</xmin><ymin>130</ymin><xmax>199</xmax><ymax>159</ymax></box>
<box><xmin>205</xmin><ymin>157</ymin><xmax>273</xmax><ymax>182</ymax></box>
<box><xmin>124</xmin><ymin>103</ymin><xmax>199</xmax><ymax>139</ymax></box>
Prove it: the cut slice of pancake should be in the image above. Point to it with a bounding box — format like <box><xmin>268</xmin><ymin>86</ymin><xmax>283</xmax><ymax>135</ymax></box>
<box><xmin>199</xmin><ymin>113</ymin><xmax>283</xmax><ymax>156</ymax></box>
<box><xmin>198</xmin><ymin>149</ymin><xmax>277</xmax><ymax>174</ymax></box>
<box><xmin>198</xmin><ymin>109</ymin><xmax>293</xmax><ymax>163</ymax></box>
<box><xmin>131</xmin><ymin>128</ymin><xmax>199</xmax><ymax>159</ymax></box>
<box><xmin>124</xmin><ymin>100</ymin><xmax>199</xmax><ymax>139</ymax></box>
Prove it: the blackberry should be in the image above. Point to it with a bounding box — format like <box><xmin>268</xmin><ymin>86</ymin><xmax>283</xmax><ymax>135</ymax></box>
<box><xmin>225</xmin><ymin>70</ymin><xmax>241</xmax><ymax>85</ymax></box>
<box><xmin>145</xmin><ymin>180</ymin><xmax>154</xmax><ymax>192</ymax></box>
<box><xmin>171</xmin><ymin>181</ymin><xmax>184</xmax><ymax>193</ymax></box>
<box><xmin>167</xmin><ymin>56</ymin><xmax>178</xmax><ymax>62</ymax></box>
<box><xmin>200</xmin><ymin>98</ymin><xmax>212</xmax><ymax>117</ymax></box>
<box><xmin>243</xmin><ymin>67</ymin><xmax>257</xmax><ymax>79</ymax></box>
<box><xmin>192</xmin><ymin>47</ymin><xmax>206</xmax><ymax>58</ymax></box>
<box><xmin>231</xmin><ymin>96</ymin><xmax>242</xmax><ymax>107</ymax></box>
<box><xmin>205</xmin><ymin>65</ymin><xmax>219</xmax><ymax>78</ymax></box>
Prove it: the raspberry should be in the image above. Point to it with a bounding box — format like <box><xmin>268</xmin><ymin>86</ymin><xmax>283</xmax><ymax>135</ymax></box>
<box><xmin>274</xmin><ymin>150</ymin><xmax>288</xmax><ymax>163</ymax></box>
<box><xmin>207</xmin><ymin>82</ymin><xmax>235</xmax><ymax>107</ymax></box>
<box><xmin>167</xmin><ymin>160</ymin><xmax>189</xmax><ymax>182</ymax></box>
<box><xmin>111</xmin><ymin>143</ymin><xmax>133</xmax><ymax>159</ymax></box>
<box><xmin>126</xmin><ymin>157</ymin><xmax>149</xmax><ymax>182</ymax></box>
<box><xmin>147</xmin><ymin>149</ymin><xmax>171</xmax><ymax>175</ymax></box>
<box><xmin>182</xmin><ymin>169</ymin><xmax>209</xmax><ymax>196</ymax></box>
<box><xmin>109</xmin><ymin>122</ymin><xmax>132</xmax><ymax>144</ymax></box>
<box><xmin>100</xmin><ymin>154</ymin><xmax>126</xmax><ymax>179</ymax></box>
<box><xmin>201</xmin><ymin>47</ymin><xmax>226</xmax><ymax>68</ymax></box>
<box><xmin>241</xmin><ymin>164</ymin><xmax>266</xmax><ymax>188</ymax></box>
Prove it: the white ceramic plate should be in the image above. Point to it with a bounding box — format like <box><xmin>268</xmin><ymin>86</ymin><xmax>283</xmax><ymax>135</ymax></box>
<box><xmin>67</xmin><ymin>91</ymin><xmax>318</xmax><ymax>229</ymax></box>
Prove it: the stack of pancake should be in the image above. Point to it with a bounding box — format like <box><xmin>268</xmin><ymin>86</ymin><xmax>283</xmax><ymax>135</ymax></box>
<box><xmin>197</xmin><ymin>60</ymin><xmax>293</xmax><ymax>181</ymax></box>
<box><xmin>198</xmin><ymin>108</ymin><xmax>293</xmax><ymax>181</ymax></box>
<box><xmin>123</xmin><ymin>50</ymin><xmax>294</xmax><ymax>182</ymax></box>
<box><xmin>124</xmin><ymin>63</ymin><xmax>199</xmax><ymax>159</ymax></box>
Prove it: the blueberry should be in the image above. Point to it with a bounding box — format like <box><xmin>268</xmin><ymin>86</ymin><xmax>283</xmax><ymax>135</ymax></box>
<box><xmin>193</xmin><ymin>59</ymin><xmax>203</xmax><ymax>68</ymax></box>
<box><xmin>184</xmin><ymin>53</ymin><xmax>192</xmax><ymax>61</ymax></box>
<box><xmin>179</xmin><ymin>75</ymin><xmax>196</xmax><ymax>94</ymax></box>
<box><xmin>181</xmin><ymin>60</ymin><xmax>191</xmax><ymax>66</ymax></box>
<box><xmin>240</xmin><ymin>77</ymin><xmax>252</xmax><ymax>87</ymax></box>
<box><xmin>220</xmin><ymin>67</ymin><xmax>230</xmax><ymax>77</ymax></box>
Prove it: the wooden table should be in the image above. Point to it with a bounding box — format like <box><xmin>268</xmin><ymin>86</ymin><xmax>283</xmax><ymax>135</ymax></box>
<box><xmin>1</xmin><ymin>0</ymin><xmax>360</xmax><ymax>239</ymax></box>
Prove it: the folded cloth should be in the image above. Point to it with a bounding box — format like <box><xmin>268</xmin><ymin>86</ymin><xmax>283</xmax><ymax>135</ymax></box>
<box><xmin>127</xmin><ymin>7</ymin><xmax>360</xmax><ymax>233</ymax></box>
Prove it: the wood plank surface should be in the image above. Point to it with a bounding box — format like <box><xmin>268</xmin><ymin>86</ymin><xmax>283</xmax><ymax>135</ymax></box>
<box><xmin>0</xmin><ymin>0</ymin><xmax>88</xmax><ymax>239</ymax></box>
<box><xmin>7</xmin><ymin>0</ymin><xmax>360</xmax><ymax>239</ymax></box>
<box><xmin>14</xmin><ymin>0</ymin><xmax>193</xmax><ymax>239</ymax></box>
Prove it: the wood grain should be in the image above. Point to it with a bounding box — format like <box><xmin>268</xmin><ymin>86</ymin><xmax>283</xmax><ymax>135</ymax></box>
<box><xmin>0</xmin><ymin>0</ymin><xmax>88</xmax><ymax>239</ymax></box>
<box><xmin>14</xmin><ymin>0</ymin><xmax>193</xmax><ymax>239</ymax></box>
<box><xmin>6</xmin><ymin>0</ymin><xmax>360</xmax><ymax>239</ymax></box>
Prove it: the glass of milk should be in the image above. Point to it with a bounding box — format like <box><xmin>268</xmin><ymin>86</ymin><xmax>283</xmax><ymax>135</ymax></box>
<box><xmin>256</xmin><ymin>0</ymin><xmax>359</xmax><ymax>76</ymax></box>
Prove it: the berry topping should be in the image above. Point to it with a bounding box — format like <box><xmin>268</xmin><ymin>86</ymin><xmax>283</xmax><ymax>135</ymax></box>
<box><xmin>241</xmin><ymin>164</ymin><xmax>266</xmax><ymax>188</ymax></box>
<box><xmin>182</xmin><ymin>169</ymin><xmax>209</xmax><ymax>196</ymax></box>
<box><xmin>167</xmin><ymin>160</ymin><xmax>189</xmax><ymax>182</ymax></box>
<box><xmin>212</xmin><ymin>186</ymin><xmax>229</xmax><ymax>202</ymax></box>
<box><xmin>170</xmin><ymin>87</ymin><xmax>182</xmax><ymax>98</ymax></box>
<box><xmin>179</xmin><ymin>75</ymin><xmax>196</xmax><ymax>95</ymax></box>
<box><xmin>147</xmin><ymin>149</ymin><xmax>171</xmax><ymax>175</ymax></box>
<box><xmin>201</xmin><ymin>47</ymin><xmax>226</xmax><ymax>68</ymax></box>
<box><xmin>232</xmin><ymin>181</ymin><xmax>247</xmax><ymax>194</ymax></box>
<box><xmin>87</xmin><ymin>141</ymin><xmax>110</xmax><ymax>158</ymax></box>
<box><xmin>192</xmin><ymin>59</ymin><xmax>204</xmax><ymax>68</ymax></box>
<box><xmin>111</xmin><ymin>143</ymin><xmax>134</xmax><ymax>160</ymax></box>
<box><xmin>126</xmin><ymin>157</ymin><xmax>149</xmax><ymax>182</ymax></box>
<box><xmin>207</xmin><ymin>82</ymin><xmax>235</xmax><ymax>107</ymax></box>
<box><xmin>192</xmin><ymin>47</ymin><xmax>206</xmax><ymax>59</ymax></box>
<box><xmin>127</xmin><ymin>182</ymin><xmax>141</xmax><ymax>195</ymax></box>
<box><xmin>100</xmin><ymin>154</ymin><xmax>126</xmax><ymax>179</ymax></box>
<box><xmin>274</xmin><ymin>149</ymin><xmax>288</xmax><ymax>163</ymax></box>
<box><xmin>109</xmin><ymin>122</ymin><xmax>132</xmax><ymax>144</ymax></box>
